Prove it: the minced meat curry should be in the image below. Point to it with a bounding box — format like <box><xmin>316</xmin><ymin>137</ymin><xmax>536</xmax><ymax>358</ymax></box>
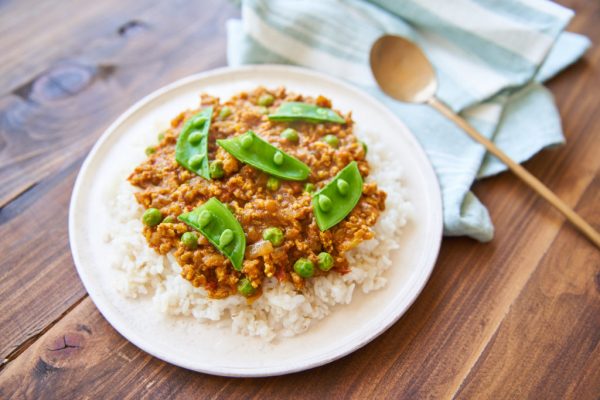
<box><xmin>128</xmin><ymin>87</ymin><xmax>386</xmax><ymax>299</ymax></box>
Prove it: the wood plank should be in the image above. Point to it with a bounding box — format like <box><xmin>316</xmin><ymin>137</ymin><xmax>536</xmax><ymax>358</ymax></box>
<box><xmin>0</xmin><ymin>162</ymin><xmax>85</xmax><ymax>361</ymax></box>
<box><xmin>0</xmin><ymin>0</ymin><xmax>239</xmax><ymax>206</ymax></box>
<box><xmin>0</xmin><ymin>0</ymin><xmax>238</xmax><ymax>360</ymax></box>
<box><xmin>0</xmin><ymin>298</ymin><xmax>228</xmax><ymax>400</ymax></box>
<box><xmin>455</xmin><ymin>176</ymin><xmax>600</xmax><ymax>400</ymax></box>
<box><xmin>0</xmin><ymin>0</ymin><xmax>156</xmax><ymax>94</ymax></box>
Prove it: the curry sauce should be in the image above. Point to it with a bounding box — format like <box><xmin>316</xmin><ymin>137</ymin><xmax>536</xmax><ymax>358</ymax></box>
<box><xmin>128</xmin><ymin>87</ymin><xmax>386</xmax><ymax>298</ymax></box>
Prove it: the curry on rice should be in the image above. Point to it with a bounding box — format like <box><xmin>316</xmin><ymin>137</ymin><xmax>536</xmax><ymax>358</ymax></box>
<box><xmin>128</xmin><ymin>87</ymin><xmax>386</xmax><ymax>299</ymax></box>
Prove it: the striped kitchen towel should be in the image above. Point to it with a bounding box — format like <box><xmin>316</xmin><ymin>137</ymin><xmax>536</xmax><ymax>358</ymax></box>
<box><xmin>226</xmin><ymin>0</ymin><xmax>590</xmax><ymax>241</ymax></box>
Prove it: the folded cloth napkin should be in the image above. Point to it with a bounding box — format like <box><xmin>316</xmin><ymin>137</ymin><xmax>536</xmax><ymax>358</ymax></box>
<box><xmin>226</xmin><ymin>0</ymin><xmax>590</xmax><ymax>241</ymax></box>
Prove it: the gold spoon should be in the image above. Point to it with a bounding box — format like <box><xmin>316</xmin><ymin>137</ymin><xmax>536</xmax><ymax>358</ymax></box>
<box><xmin>370</xmin><ymin>34</ymin><xmax>600</xmax><ymax>248</ymax></box>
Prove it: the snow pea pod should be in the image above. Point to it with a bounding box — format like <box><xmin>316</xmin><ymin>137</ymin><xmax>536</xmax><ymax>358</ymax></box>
<box><xmin>178</xmin><ymin>197</ymin><xmax>246</xmax><ymax>270</ymax></box>
<box><xmin>175</xmin><ymin>107</ymin><xmax>213</xmax><ymax>179</ymax></box>
<box><xmin>312</xmin><ymin>161</ymin><xmax>363</xmax><ymax>230</ymax></box>
<box><xmin>268</xmin><ymin>102</ymin><xmax>345</xmax><ymax>124</ymax></box>
<box><xmin>217</xmin><ymin>131</ymin><xmax>310</xmax><ymax>181</ymax></box>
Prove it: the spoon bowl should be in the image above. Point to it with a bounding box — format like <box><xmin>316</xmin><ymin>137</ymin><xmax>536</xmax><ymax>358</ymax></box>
<box><xmin>370</xmin><ymin>35</ymin><xmax>437</xmax><ymax>104</ymax></box>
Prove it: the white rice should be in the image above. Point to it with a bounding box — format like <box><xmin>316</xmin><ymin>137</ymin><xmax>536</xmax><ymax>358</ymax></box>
<box><xmin>105</xmin><ymin>136</ymin><xmax>411</xmax><ymax>341</ymax></box>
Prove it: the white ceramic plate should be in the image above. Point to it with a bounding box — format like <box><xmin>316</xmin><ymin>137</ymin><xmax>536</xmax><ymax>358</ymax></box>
<box><xmin>69</xmin><ymin>65</ymin><xmax>442</xmax><ymax>377</ymax></box>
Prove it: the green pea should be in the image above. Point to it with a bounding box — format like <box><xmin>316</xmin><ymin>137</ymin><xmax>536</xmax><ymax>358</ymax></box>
<box><xmin>323</xmin><ymin>134</ymin><xmax>339</xmax><ymax>148</ymax></box>
<box><xmin>304</xmin><ymin>183</ymin><xmax>316</xmax><ymax>194</ymax></box>
<box><xmin>361</xmin><ymin>141</ymin><xmax>368</xmax><ymax>155</ymax></box>
<box><xmin>294</xmin><ymin>258</ymin><xmax>314</xmax><ymax>278</ymax></box>
<box><xmin>162</xmin><ymin>216</ymin><xmax>176</xmax><ymax>224</ymax></box>
<box><xmin>237</xmin><ymin>278</ymin><xmax>256</xmax><ymax>297</ymax></box>
<box><xmin>257</xmin><ymin>93</ymin><xmax>274</xmax><ymax>106</ymax></box>
<box><xmin>209</xmin><ymin>160</ymin><xmax>224</xmax><ymax>179</ymax></box>
<box><xmin>190</xmin><ymin>116</ymin><xmax>207</xmax><ymax>128</ymax></box>
<box><xmin>219</xmin><ymin>106</ymin><xmax>232</xmax><ymax>120</ymax></box>
<box><xmin>269</xmin><ymin>102</ymin><xmax>346</xmax><ymax>124</ymax></box>
<box><xmin>188</xmin><ymin>154</ymin><xmax>204</xmax><ymax>169</ymax></box>
<box><xmin>218</xmin><ymin>131</ymin><xmax>310</xmax><ymax>181</ymax></box>
<box><xmin>219</xmin><ymin>228</ymin><xmax>234</xmax><ymax>247</ymax></box>
<box><xmin>317</xmin><ymin>252</ymin><xmax>334</xmax><ymax>271</ymax></box>
<box><xmin>145</xmin><ymin>146</ymin><xmax>156</xmax><ymax>156</ymax></box>
<box><xmin>188</xmin><ymin>130</ymin><xmax>203</xmax><ymax>145</ymax></box>
<box><xmin>198</xmin><ymin>210</ymin><xmax>212</xmax><ymax>228</ymax></box>
<box><xmin>181</xmin><ymin>231</ymin><xmax>198</xmax><ymax>249</ymax></box>
<box><xmin>178</xmin><ymin>198</ymin><xmax>246</xmax><ymax>270</ymax></box>
<box><xmin>266</xmin><ymin>176</ymin><xmax>280</xmax><ymax>191</ymax></box>
<box><xmin>312</xmin><ymin>161</ymin><xmax>363</xmax><ymax>231</ymax></box>
<box><xmin>318</xmin><ymin>195</ymin><xmax>332</xmax><ymax>212</ymax></box>
<box><xmin>175</xmin><ymin>107</ymin><xmax>213</xmax><ymax>179</ymax></box>
<box><xmin>263</xmin><ymin>227</ymin><xmax>284</xmax><ymax>246</ymax></box>
<box><xmin>257</xmin><ymin>106</ymin><xmax>269</xmax><ymax>115</ymax></box>
<box><xmin>273</xmin><ymin>151</ymin><xmax>284</xmax><ymax>166</ymax></box>
<box><xmin>240</xmin><ymin>134</ymin><xmax>253</xmax><ymax>149</ymax></box>
<box><xmin>280</xmin><ymin>128</ymin><xmax>299</xmax><ymax>143</ymax></box>
<box><xmin>337</xmin><ymin>179</ymin><xmax>349</xmax><ymax>195</ymax></box>
<box><xmin>142</xmin><ymin>208</ymin><xmax>162</xmax><ymax>227</ymax></box>
<box><xmin>158</xmin><ymin>132</ymin><xmax>165</xmax><ymax>141</ymax></box>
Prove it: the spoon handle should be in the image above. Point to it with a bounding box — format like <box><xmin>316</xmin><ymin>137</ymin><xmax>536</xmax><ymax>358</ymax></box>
<box><xmin>428</xmin><ymin>96</ymin><xmax>600</xmax><ymax>249</ymax></box>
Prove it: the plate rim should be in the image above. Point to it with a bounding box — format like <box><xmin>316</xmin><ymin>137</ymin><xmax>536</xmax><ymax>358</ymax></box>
<box><xmin>69</xmin><ymin>64</ymin><xmax>443</xmax><ymax>377</ymax></box>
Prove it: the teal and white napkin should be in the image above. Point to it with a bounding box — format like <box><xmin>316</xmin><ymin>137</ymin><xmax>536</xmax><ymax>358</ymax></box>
<box><xmin>226</xmin><ymin>0</ymin><xmax>590</xmax><ymax>241</ymax></box>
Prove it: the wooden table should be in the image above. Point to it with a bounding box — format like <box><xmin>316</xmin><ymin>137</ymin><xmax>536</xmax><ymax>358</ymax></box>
<box><xmin>1</xmin><ymin>0</ymin><xmax>598</xmax><ymax>398</ymax></box>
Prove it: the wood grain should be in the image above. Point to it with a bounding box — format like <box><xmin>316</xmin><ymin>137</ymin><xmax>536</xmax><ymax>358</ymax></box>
<box><xmin>0</xmin><ymin>0</ymin><xmax>237</xmax><ymax>207</ymax></box>
<box><xmin>0</xmin><ymin>0</ymin><xmax>152</xmax><ymax>94</ymax></box>
<box><xmin>0</xmin><ymin>0</ymin><xmax>598</xmax><ymax>398</ymax></box>
<box><xmin>0</xmin><ymin>164</ymin><xmax>85</xmax><ymax>360</ymax></box>
<box><xmin>456</xmin><ymin>176</ymin><xmax>600</xmax><ymax>399</ymax></box>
